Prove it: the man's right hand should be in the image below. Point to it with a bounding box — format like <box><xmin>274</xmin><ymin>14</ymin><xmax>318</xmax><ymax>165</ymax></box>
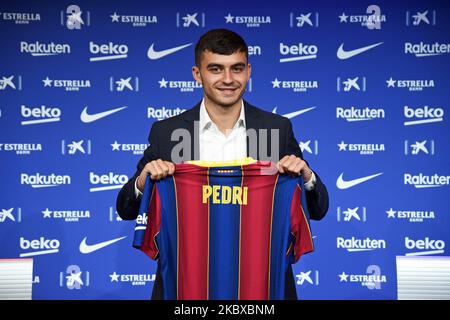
<box><xmin>137</xmin><ymin>159</ymin><xmax>175</xmax><ymax>192</ymax></box>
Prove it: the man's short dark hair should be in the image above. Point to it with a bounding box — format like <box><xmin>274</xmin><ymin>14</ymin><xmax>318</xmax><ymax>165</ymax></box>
<box><xmin>195</xmin><ymin>29</ymin><xmax>248</xmax><ymax>66</ymax></box>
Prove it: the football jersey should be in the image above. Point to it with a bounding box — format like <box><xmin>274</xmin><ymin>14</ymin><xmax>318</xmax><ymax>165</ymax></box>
<box><xmin>133</xmin><ymin>159</ymin><xmax>314</xmax><ymax>300</ymax></box>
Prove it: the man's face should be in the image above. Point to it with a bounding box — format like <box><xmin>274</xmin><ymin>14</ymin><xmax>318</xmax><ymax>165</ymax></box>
<box><xmin>192</xmin><ymin>50</ymin><xmax>251</xmax><ymax>108</ymax></box>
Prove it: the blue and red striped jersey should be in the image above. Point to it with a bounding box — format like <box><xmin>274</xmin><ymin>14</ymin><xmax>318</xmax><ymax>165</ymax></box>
<box><xmin>133</xmin><ymin>160</ymin><xmax>314</xmax><ymax>300</ymax></box>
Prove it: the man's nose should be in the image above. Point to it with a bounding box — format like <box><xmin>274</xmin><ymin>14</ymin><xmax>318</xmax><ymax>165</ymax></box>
<box><xmin>222</xmin><ymin>69</ymin><xmax>234</xmax><ymax>84</ymax></box>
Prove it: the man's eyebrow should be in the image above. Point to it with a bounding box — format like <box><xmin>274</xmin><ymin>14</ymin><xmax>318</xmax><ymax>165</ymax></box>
<box><xmin>206</xmin><ymin>63</ymin><xmax>223</xmax><ymax>68</ymax></box>
<box><xmin>231</xmin><ymin>62</ymin><xmax>246</xmax><ymax>67</ymax></box>
<box><xmin>206</xmin><ymin>62</ymin><xmax>246</xmax><ymax>68</ymax></box>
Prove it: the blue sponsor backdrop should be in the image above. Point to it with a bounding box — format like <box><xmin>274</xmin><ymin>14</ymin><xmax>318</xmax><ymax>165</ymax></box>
<box><xmin>0</xmin><ymin>0</ymin><xmax>449</xmax><ymax>300</ymax></box>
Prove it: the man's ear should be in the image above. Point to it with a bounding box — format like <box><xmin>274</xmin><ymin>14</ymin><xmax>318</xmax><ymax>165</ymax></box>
<box><xmin>192</xmin><ymin>66</ymin><xmax>202</xmax><ymax>84</ymax></box>
<box><xmin>247</xmin><ymin>63</ymin><xmax>252</xmax><ymax>81</ymax></box>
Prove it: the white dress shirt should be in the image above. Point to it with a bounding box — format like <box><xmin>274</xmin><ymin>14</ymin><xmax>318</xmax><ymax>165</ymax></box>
<box><xmin>135</xmin><ymin>99</ymin><xmax>315</xmax><ymax>197</ymax></box>
<box><xmin>199</xmin><ymin>99</ymin><xmax>247</xmax><ymax>161</ymax></box>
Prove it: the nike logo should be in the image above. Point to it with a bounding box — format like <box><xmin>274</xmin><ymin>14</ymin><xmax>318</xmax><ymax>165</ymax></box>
<box><xmin>147</xmin><ymin>43</ymin><xmax>192</xmax><ymax>60</ymax></box>
<box><xmin>336</xmin><ymin>172</ymin><xmax>383</xmax><ymax>189</ymax></box>
<box><xmin>337</xmin><ymin>42</ymin><xmax>383</xmax><ymax>60</ymax></box>
<box><xmin>272</xmin><ymin>106</ymin><xmax>316</xmax><ymax>119</ymax></box>
<box><xmin>79</xmin><ymin>236</ymin><xmax>127</xmax><ymax>254</ymax></box>
<box><xmin>80</xmin><ymin>106</ymin><xmax>127</xmax><ymax>123</ymax></box>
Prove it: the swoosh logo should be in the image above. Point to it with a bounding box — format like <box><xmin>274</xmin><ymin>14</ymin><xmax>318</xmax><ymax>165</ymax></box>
<box><xmin>79</xmin><ymin>236</ymin><xmax>127</xmax><ymax>254</ymax></box>
<box><xmin>336</xmin><ymin>172</ymin><xmax>383</xmax><ymax>189</ymax></box>
<box><xmin>80</xmin><ymin>106</ymin><xmax>127</xmax><ymax>123</ymax></box>
<box><xmin>147</xmin><ymin>43</ymin><xmax>192</xmax><ymax>60</ymax></box>
<box><xmin>337</xmin><ymin>42</ymin><xmax>383</xmax><ymax>60</ymax></box>
<box><xmin>272</xmin><ymin>106</ymin><xmax>316</xmax><ymax>119</ymax></box>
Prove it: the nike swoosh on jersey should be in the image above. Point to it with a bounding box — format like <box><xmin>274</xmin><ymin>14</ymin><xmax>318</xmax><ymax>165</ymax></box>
<box><xmin>336</xmin><ymin>172</ymin><xmax>383</xmax><ymax>189</ymax></box>
<box><xmin>147</xmin><ymin>43</ymin><xmax>192</xmax><ymax>60</ymax></box>
<box><xmin>337</xmin><ymin>42</ymin><xmax>383</xmax><ymax>60</ymax></box>
<box><xmin>80</xmin><ymin>106</ymin><xmax>127</xmax><ymax>123</ymax></box>
<box><xmin>79</xmin><ymin>236</ymin><xmax>127</xmax><ymax>254</ymax></box>
<box><xmin>272</xmin><ymin>106</ymin><xmax>316</xmax><ymax>119</ymax></box>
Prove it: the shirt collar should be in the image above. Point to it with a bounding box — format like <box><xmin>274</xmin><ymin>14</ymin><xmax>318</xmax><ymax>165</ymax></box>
<box><xmin>199</xmin><ymin>99</ymin><xmax>246</xmax><ymax>131</ymax></box>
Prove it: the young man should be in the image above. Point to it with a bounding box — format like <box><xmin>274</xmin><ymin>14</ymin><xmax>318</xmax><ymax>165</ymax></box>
<box><xmin>117</xmin><ymin>29</ymin><xmax>329</xmax><ymax>300</ymax></box>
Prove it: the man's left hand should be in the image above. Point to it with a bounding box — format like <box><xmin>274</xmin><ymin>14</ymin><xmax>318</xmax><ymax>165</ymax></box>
<box><xmin>277</xmin><ymin>155</ymin><xmax>312</xmax><ymax>182</ymax></box>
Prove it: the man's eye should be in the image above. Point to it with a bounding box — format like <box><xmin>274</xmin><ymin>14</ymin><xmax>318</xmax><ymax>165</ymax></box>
<box><xmin>209</xmin><ymin>67</ymin><xmax>221</xmax><ymax>73</ymax></box>
<box><xmin>232</xmin><ymin>67</ymin><xmax>244</xmax><ymax>73</ymax></box>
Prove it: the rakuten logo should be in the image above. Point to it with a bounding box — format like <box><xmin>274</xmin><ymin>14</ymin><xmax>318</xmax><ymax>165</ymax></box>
<box><xmin>89</xmin><ymin>41</ymin><xmax>128</xmax><ymax>62</ymax></box>
<box><xmin>279</xmin><ymin>42</ymin><xmax>318</xmax><ymax>62</ymax></box>
<box><xmin>21</xmin><ymin>105</ymin><xmax>61</xmax><ymax>125</ymax></box>
<box><xmin>20</xmin><ymin>41</ymin><xmax>70</xmax><ymax>56</ymax></box>
<box><xmin>404</xmin><ymin>42</ymin><xmax>450</xmax><ymax>57</ymax></box>
<box><xmin>20</xmin><ymin>237</ymin><xmax>60</xmax><ymax>257</ymax></box>
<box><xmin>147</xmin><ymin>107</ymin><xmax>185</xmax><ymax>120</ymax></box>
<box><xmin>337</xmin><ymin>236</ymin><xmax>386</xmax><ymax>252</ymax></box>
<box><xmin>404</xmin><ymin>105</ymin><xmax>444</xmax><ymax>126</ymax></box>
<box><xmin>405</xmin><ymin>237</ymin><xmax>445</xmax><ymax>256</ymax></box>
<box><xmin>89</xmin><ymin>172</ymin><xmax>128</xmax><ymax>192</ymax></box>
<box><xmin>21</xmin><ymin>173</ymin><xmax>71</xmax><ymax>188</ymax></box>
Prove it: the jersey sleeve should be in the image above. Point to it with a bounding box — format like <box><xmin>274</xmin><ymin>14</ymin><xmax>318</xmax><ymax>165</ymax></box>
<box><xmin>132</xmin><ymin>176</ymin><xmax>161</xmax><ymax>260</ymax></box>
<box><xmin>289</xmin><ymin>178</ymin><xmax>314</xmax><ymax>263</ymax></box>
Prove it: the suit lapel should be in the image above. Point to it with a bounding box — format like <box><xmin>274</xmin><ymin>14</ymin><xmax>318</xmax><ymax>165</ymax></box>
<box><xmin>243</xmin><ymin>101</ymin><xmax>262</xmax><ymax>159</ymax></box>
<box><xmin>180</xmin><ymin>100</ymin><xmax>264</xmax><ymax>160</ymax></box>
<box><xmin>180</xmin><ymin>102</ymin><xmax>201</xmax><ymax>161</ymax></box>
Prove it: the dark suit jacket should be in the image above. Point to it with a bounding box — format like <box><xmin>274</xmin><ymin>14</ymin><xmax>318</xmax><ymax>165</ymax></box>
<box><xmin>116</xmin><ymin>100</ymin><xmax>329</xmax><ymax>299</ymax></box>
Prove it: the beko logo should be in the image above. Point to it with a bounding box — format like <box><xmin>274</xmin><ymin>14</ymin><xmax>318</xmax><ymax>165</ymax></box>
<box><xmin>403</xmin><ymin>106</ymin><xmax>444</xmax><ymax>126</ymax></box>
<box><xmin>21</xmin><ymin>105</ymin><xmax>61</xmax><ymax>125</ymax></box>
<box><xmin>279</xmin><ymin>42</ymin><xmax>318</xmax><ymax>62</ymax></box>
<box><xmin>89</xmin><ymin>172</ymin><xmax>128</xmax><ymax>192</ymax></box>
<box><xmin>20</xmin><ymin>237</ymin><xmax>60</xmax><ymax>257</ymax></box>
<box><xmin>134</xmin><ymin>212</ymin><xmax>148</xmax><ymax>233</ymax></box>
<box><xmin>135</xmin><ymin>212</ymin><xmax>148</xmax><ymax>229</ymax></box>
<box><xmin>89</xmin><ymin>41</ymin><xmax>128</xmax><ymax>61</ymax></box>
<box><xmin>405</xmin><ymin>237</ymin><xmax>445</xmax><ymax>255</ymax></box>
